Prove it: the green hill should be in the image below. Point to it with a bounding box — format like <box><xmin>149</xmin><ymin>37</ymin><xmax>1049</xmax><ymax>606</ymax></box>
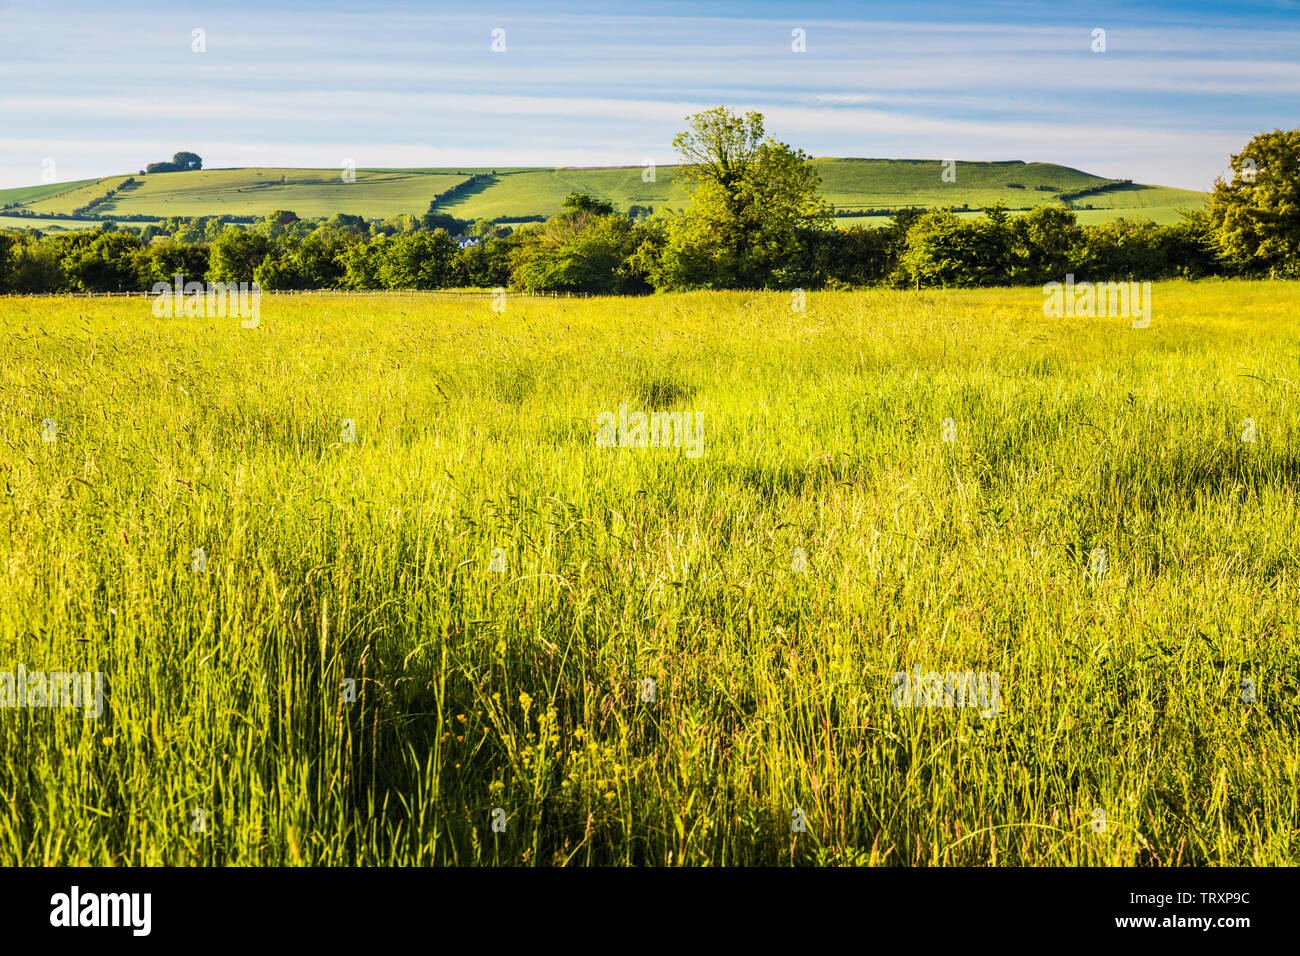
<box><xmin>93</xmin><ymin>168</ymin><xmax>473</xmax><ymax>219</ymax></box>
<box><xmin>0</xmin><ymin>178</ymin><xmax>100</xmax><ymax>210</ymax></box>
<box><xmin>433</xmin><ymin>167</ymin><xmax>690</xmax><ymax>221</ymax></box>
<box><xmin>0</xmin><ymin>159</ymin><xmax>1208</xmax><ymax>229</ymax></box>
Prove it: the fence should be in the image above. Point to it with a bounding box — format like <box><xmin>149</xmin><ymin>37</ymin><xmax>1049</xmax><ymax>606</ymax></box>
<box><xmin>0</xmin><ymin>289</ymin><xmax>597</xmax><ymax>299</ymax></box>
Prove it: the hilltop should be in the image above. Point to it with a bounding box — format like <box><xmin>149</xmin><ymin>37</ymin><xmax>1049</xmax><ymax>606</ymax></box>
<box><xmin>0</xmin><ymin>159</ymin><xmax>1207</xmax><ymax>233</ymax></box>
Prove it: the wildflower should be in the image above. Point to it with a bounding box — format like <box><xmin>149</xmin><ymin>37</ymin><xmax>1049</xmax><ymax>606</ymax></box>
<box><xmin>518</xmin><ymin>692</ymin><xmax>533</xmax><ymax>712</ymax></box>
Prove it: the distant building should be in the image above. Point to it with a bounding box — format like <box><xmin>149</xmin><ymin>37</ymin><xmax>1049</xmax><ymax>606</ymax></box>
<box><xmin>456</xmin><ymin>236</ymin><xmax>480</xmax><ymax>249</ymax></box>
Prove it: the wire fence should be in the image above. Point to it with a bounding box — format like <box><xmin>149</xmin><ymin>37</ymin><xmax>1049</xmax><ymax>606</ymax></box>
<box><xmin>0</xmin><ymin>289</ymin><xmax>596</xmax><ymax>299</ymax></box>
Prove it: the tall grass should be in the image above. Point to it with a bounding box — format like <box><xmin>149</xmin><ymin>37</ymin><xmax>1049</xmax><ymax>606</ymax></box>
<box><xmin>1</xmin><ymin>281</ymin><xmax>1297</xmax><ymax>865</ymax></box>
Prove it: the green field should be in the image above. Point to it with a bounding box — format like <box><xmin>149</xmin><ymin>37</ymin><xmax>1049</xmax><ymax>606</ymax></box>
<box><xmin>0</xmin><ymin>216</ymin><xmax>119</xmax><ymax>233</ymax></box>
<box><xmin>0</xmin><ymin>178</ymin><xmax>100</xmax><ymax>209</ymax></box>
<box><xmin>92</xmin><ymin>168</ymin><xmax>474</xmax><ymax>220</ymax></box>
<box><xmin>0</xmin><ymin>160</ymin><xmax>1209</xmax><ymax>228</ymax></box>
<box><xmin>840</xmin><ymin>200</ymin><xmax>1198</xmax><ymax>229</ymax></box>
<box><xmin>1</xmin><ymin>283</ymin><xmax>1296</xmax><ymax>865</ymax></box>
<box><xmin>434</xmin><ymin>167</ymin><xmax>690</xmax><ymax>220</ymax></box>
<box><xmin>816</xmin><ymin>157</ymin><xmax>1091</xmax><ymax>209</ymax></box>
<box><xmin>20</xmin><ymin>175</ymin><xmax>136</xmax><ymax>215</ymax></box>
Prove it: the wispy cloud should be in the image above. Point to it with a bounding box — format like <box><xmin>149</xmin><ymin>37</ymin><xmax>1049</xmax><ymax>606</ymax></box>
<box><xmin>1</xmin><ymin>0</ymin><xmax>1295</xmax><ymax>191</ymax></box>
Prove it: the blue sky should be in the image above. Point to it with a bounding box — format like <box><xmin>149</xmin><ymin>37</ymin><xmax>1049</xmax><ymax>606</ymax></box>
<box><xmin>1</xmin><ymin>0</ymin><xmax>1297</xmax><ymax>191</ymax></box>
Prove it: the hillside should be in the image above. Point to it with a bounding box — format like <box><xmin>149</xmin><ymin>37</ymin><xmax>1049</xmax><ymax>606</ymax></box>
<box><xmin>0</xmin><ymin>159</ymin><xmax>1209</xmax><ymax>230</ymax></box>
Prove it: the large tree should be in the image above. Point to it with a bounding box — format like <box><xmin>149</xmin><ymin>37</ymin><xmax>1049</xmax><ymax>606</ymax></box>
<box><xmin>654</xmin><ymin>107</ymin><xmax>831</xmax><ymax>289</ymax></box>
<box><xmin>208</xmin><ymin>229</ymin><xmax>274</xmax><ymax>284</ymax></box>
<box><xmin>510</xmin><ymin>192</ymin><xmax>651</xmax><ymax>293</ymax></box>
<box><xmin>1206</xmin><ymin>129</ymin><xmax>1300</xmax><ymax>277</ymax></box>
<box><xmin>376</xmin><ymin>230</ymin><xmax>459</xmax><ymax>289</ymax></box>
<box><xmin>57</xmin><ymin>230</ymin><xmax>143</xmax><ymax>292</ymax></box>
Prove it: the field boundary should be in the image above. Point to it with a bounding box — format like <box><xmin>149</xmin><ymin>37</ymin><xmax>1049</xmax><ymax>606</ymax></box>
<box><xmin>0</xmin><ymin>289</ymin><xmax>597</xmax><ymax>299</ymax></box>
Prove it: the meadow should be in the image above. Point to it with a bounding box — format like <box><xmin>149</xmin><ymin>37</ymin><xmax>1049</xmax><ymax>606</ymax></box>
<box><xmin>1</xmin><ymin>281</ymin><xmax>1297</xmax><ymax>866</ymax></box>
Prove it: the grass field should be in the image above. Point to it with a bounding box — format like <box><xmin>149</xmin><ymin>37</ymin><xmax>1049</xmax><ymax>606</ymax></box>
<box><xmin>1</xmin><ymin>282</ymin><xmax>1297</xmax><ymax>865</ymax></box>
<box><xmin>87</xmin><ymin>169</ymin><xmax>474</xmax><ymax>221</ymax></box>
<box><xmin>0</xmin><ymin>160</ymin><xmax>1209</xmax><ymax>227</ymax></box>
<box><xmin>433</xmin><ymin>167</ymin><xmax>691</xmax><ymax>221</ymax></box>
<box><xmin>20</xmin><ymin>176</ymin><xmax>136</xmax><ymax>215</ymax></box>
<box><xmin>815</xmin><ymin>157</ymin><xmax>1099</xmax><ymax>210</ymax></box>
<box><xmin>0</xmin><ymin>216</ymin><xmax>160</xmax><ymax>233</ymax></box>
<box><xmin>840</xmin><ymin>201</ymin><xmax>1198</xmax><ymax>229</ymax></box>
<box><xmin>0</xmin><ymin>179</ymin><xmax>100</xmax><ymax>209</ymax></box>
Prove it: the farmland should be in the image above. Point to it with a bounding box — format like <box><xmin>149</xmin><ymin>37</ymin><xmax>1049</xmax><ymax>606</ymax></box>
<box><xmin>0</xmin><ymin>283</ymin><xmax>1296</xmax><ymax>865</ymax></box>
<box><xmin>0</xmin><ymin>159</ymin><xmax>1209</xmax><ymax>228</ymax></box>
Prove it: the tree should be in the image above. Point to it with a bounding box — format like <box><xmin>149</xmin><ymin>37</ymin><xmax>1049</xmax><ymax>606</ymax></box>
<box><xmin>170</xmin><ymin>217</ymin><xmax>210</xmax><ymax>245</ymax></box>
<box><xmin>339</xmin><ymin>240</ymin><xmax>384</xmax><ymax>290</ymax></box>
<box><xmin>376</xmin><ymin>230</ymin><xmax>459</xmax><ymax>289</ymax></box>
<box><xmin>208</xmin><ymin>230</ymin><xmax>274</xmax><ymax>284</ymax></box>
<box><xmin>0</xmin><ymin>232</ymin><xmax>15</xmax><ymax>293</ymax></box>
<box><xmin>1154</xmin><ymin>213</ymin><xmax>1219</xmax><ymax>278</ymax></box>
<box><xmin>56</xmin><ymin>230</ymin><xmax>143</xmax><ymax>292</ymax></box>
<box><xmin>805</xmin><ymin>224</ymin><xmax>892</xmax><ymax>287</ymax></box>
<box><xmin>257</xmin><ymin>210</ymin><xmax>304</xmax><ymax>240</ymax></box>
<box><xmin>900</xmin><ymin>211</ymin><xmax>978</xmax><ymax>287</ymax></box>
<box><xmin>1206</xmin><ymin>129</ymin><xmax>1300</xmax><ymax>277</ymax></box>
<box><xmin>135</xmin><ymin>240</ymin><xmax>211</xmax><ymax>289</ymax></box>
<box><xmin>146</xmin><ymin>152</ymin><xmax>203</xmax><ymax>174</ymax></box>
<box><xmin>422</xmin><ymin>210</ymin><xmax>471</xmax><ymax>235</ymax></box>
<box><xmin>469</xmin><ymin>218</ymin><xmax>510</xmax><ymax>240</ymax></box>
<box><xmin>653</xmin><ymin>107</ymin><xmax>832</xmax><ymax>289</ymax></box>
<box><xmin>6</xmin><ymin>236</ymin><xmax>63</xmax><ymax>292</ymax></box>
<box><xmin>1007</xmin><ymin>205</ymin><xmax>1086</xmax><ymax>283</ymax></box>
<box><xmin>454</xmin><ymin>233</ymin><xmax>518</xmax><ymax>288</ymax></box>
<box><xmin>1077</xmin><ymin>218</ymin><xmax>1168</xmax><ymax>280</ymax></box>
<box><xmin>377</xmin><ymin>213</ymin><xmax>420</xmax><ymax>237</ymax></box>
<box><xmin>254</xmin><ymin>228</ymin><xmax>353</xmax><ymax>289</ymax></box>
<box><xmin>510</xmin><ymin>193</ymin><xmax>650</xmax><ymax>293</ymax></box>
<box><xmin>326</xmin><ymin>213</ymin><xmax>369</xmax><ymax>236</ymax></box>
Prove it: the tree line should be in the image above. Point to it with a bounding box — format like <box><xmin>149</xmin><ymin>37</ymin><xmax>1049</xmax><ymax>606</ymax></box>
<box><xmin>1</xmin><ymin>112</ymin><xmax>1295</xmax><ymax>295</ymax></box>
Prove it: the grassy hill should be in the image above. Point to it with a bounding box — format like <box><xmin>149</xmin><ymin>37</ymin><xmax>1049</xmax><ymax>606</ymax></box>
<box><xmin>0</xmin><ymin>159</ymin><xmax>1208</xmax><ymax>229</ymax></box>
<box><xmin>0</xmin><ymin>178</ymin><xmax>100</xmax><ymax>209</ymax></box>
<box><xmin>93</xmin><ymin>168</ymin><xmax>473</xmax><ymax>220</ymax></box>
<box><xmin>434</xmin><ymin>167</ymin><xmax>690</xmax><ymax>221</ymax></box>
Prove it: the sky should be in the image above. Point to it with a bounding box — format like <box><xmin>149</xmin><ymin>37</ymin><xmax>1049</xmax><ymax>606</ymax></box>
<box><xmin>1</xmin><ymin>0</ymin><xmax>1297</xmax><ymax>191</ymax></box>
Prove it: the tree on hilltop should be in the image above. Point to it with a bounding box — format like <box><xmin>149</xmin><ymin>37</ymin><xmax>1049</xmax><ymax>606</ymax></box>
<box><xmin>145</xmin><ymin>152</ymin><xmax>203</xmax><ymax>174</ymax></box>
